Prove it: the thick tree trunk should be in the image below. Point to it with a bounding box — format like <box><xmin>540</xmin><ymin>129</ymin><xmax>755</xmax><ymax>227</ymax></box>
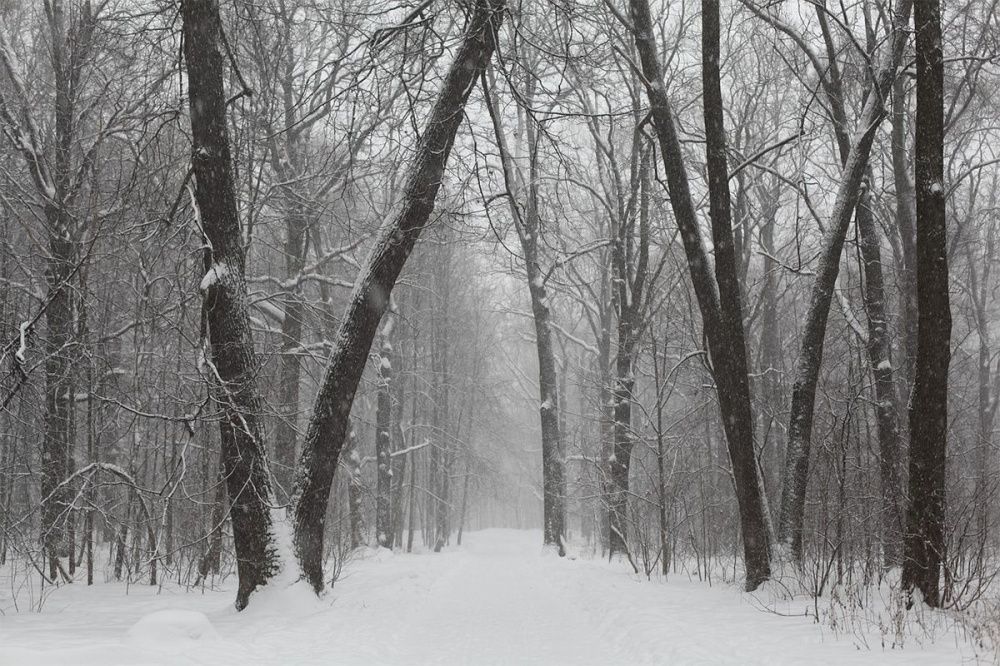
<box><xmin>42</xmin><ymin>211</ymin><xmax>74</xmax><ymax>578</ymax></box>
<box><xmin>291</xmin><ymin>0</ymin><xmax>504</xmax><ymax>592</ymax></box>
<box><xmin>777</xmin><ymin>0</ymin><xmax>913</xmax><ymax>558</ymax></box>
<box><xmin>903</xmin><ymin>0</ymin><xmax>950</xmax><ymax>608</ymax></box>
<box><xmin>182</xmin><ymin>0</ymin><xmax>280</xmax><ymax>610</ymax></box>
<box><xmin>627</xmin><ymin>0</ymin><xmax>771</xmax><ymax>589</ymax></box>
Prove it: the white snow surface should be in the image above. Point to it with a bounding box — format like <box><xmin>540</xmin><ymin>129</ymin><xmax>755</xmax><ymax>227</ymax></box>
<box><xmin>0</xmin><ymin>529</ymin><xmax>982</xmax><ymax>665</ymax></box>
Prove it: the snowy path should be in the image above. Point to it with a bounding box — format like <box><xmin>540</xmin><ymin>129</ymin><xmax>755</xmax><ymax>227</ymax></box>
<box><xmin>0</xmin><ymin>529</ymin><xmax>980</xmax><ymax>665</ymax></box>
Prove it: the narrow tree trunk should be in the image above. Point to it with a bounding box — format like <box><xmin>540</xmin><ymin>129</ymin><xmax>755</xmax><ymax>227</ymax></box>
<box><xmin>346</xmin><ymin>424</ymin><xmax>364</xmax><ymax>549</ymax></box>
<box><xmin>456</xmin><ymin>458</ymin><xmax>471</xmax><ymax>546</ymax></box>
<box><xmin>291</xmin><ymin>0</ymin><xmax>504</xmax><ymax>591</ymax></box>
<box><xmin>182</xmin><ymin>0</ymin><xmax>280</xmax><ymax>610</ymax></box>
<box><xmin>758</xmin><ymin>186</ymin><xmax>784</xmax><ymax>498</ymax></box>
<box><xmin>892</xmin><ymin>77</ymin><xmax>919</xmax><ymax>397</ymax></box>
<box><xmin>903</xmin><ymin>0</ymin><xmax>950</xmax><ymax>607</ymax></box>
<box><xmin>375</xmin><ymin>314</ymin><xmax>395</xmax><ymax>548</ymax></box>
<box><xmin>857</xmin><ymin>187</ymin><xmax>905</xmax><ymax>566</ymax></box>
<box><xmin>483</xmin><ymin>73</ymin><xmax>565</xmax><ymax>554</ymax></box>
<box><xmin>653</xmin><ymin>336</ymin><xmax>670</xmax><ymax>576</ymax></box>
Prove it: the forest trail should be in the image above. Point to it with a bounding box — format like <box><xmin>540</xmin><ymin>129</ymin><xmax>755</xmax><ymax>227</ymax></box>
<box><xmin>0</xmin><ymin>529</ymin><xmax>975</xmax><ymax>665</ymax></box>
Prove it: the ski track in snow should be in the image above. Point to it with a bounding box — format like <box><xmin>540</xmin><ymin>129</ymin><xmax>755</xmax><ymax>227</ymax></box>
<box><xmin>0</xmin><ymin>529</ymin><xmax>980</xmax><ymax>665</ymax></box>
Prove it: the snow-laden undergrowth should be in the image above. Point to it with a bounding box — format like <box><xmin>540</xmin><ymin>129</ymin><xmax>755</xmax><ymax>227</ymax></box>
<box><xmin>0</xmin><ymin>529</ymin><xmax>990</xmax><ymax>665</ymax></box>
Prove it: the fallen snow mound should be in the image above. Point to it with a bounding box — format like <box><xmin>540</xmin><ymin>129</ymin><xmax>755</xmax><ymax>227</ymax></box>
<box><xmin>127</xmin><ymin>609</ymin><xmax>220</xmax><ymax>645</ymax></box>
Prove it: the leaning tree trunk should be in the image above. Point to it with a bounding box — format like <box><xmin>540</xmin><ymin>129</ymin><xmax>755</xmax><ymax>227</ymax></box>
<box><xmin>903</xmin><ymin>0</ymin><xmax>950</xmax><ymax>608</ymax></box>
<box><xmin>182</xmin><ymin>0</ymin><xmax>280</xmax><ymax>611</ymax></box>
<box><xmin>626</xmin><ymin>0</ymin><xmax>771</xmax><ymax>589</ymax></box>
<box><xmin>291</xmin><ymin>0</ymin><xmax>504</xmax><ymax>592</ymax></box>
<box><xmin>776</xmin><ymin>0</ymin><xmax>913</xmax><ymax>559</ymax></box>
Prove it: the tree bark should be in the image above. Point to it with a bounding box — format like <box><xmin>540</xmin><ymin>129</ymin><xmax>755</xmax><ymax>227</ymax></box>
<box><xmin>626</xmin><ymin>0</ymin><xmax>771</xmax><ymax>589</ymax></box>
<box><xmin>903</xmin><ymin>0</ymin><xmax>950</xmax><ymax>608</ymax></box>
<box><xmin>291</xmin><ymin>0</ymin><xmax>504</xmax><ymax>592</ymax></box>
<box><xmin>182</xmin><ymin>0</ymin><xmax>280</xmax><ymax>610</ymax></box>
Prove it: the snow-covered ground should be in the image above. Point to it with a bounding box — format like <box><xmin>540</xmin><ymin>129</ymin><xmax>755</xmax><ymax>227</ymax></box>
<box><xmin>0</xmin><ymin>529</ymin><xmax>986</xmax><ymax>664</ymax></box>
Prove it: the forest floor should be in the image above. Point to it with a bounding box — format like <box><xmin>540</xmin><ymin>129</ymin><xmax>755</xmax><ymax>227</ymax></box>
<box><xmin>0</xmin><ymin>529</ymin><xmax>989</xmax><ymax>664</ymax></box>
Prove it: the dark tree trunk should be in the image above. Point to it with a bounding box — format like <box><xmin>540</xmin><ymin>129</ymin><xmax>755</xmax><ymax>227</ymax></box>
<box><xmin>530</xmin><ymin>246</ymin><xmax>565</xmax><ymax>555</ymax></box>
<box><xmin>182</xmin><ymin>0</ymin><xmax>280</xmax><ymax>610</ymax></box>
<box><xmin>903</xmin><ymin>0</ymin><xmax>950</xmax><ymax>608</ymax></box>
<box><xmin>627</xmin><ymin>0</ymin><xmax>772</xmax><ymax>589</ymax></box>
<box><xmin>42</xmin><ymin>211</ymin><xmax>74</xmax><ymax>578</ymax></box>
<box><xmin>291</xmin><ymin>0</ymin><xmax>504</xmax><ymax>592</ymax></box>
